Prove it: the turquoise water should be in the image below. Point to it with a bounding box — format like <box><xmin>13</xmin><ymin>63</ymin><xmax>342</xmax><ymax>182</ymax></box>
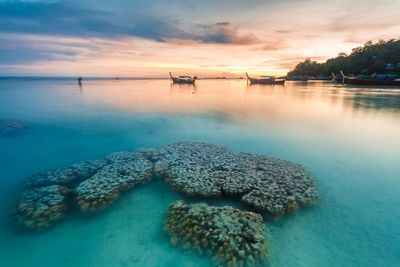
<box><xmin>0</xmin><ymin>78</ymin><xmax>399</xmax><ymax>266</ymax></box>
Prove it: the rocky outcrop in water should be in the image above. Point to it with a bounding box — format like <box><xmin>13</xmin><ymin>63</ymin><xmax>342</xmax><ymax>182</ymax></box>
<box><xmin>75</xmin><ymin>152</ymin><xmax>153</xmax><ymax>212</ymax></box>
<box><xmin>164</xmin><ymin>200</ymin><xmax>268</xmax><ymax>267</ymax></box>
<box><xmin>9</xmin><ymin>141</ymin><xmax>319</xmax><ymax>267</ymax></box>
<box><xmin>12</xmin><ymin>142</ymin><xmax>318</xmax><ymax>230</ymax></box>
<box><xmin>13</xmin><ymin>151</ymin><xmax>155</xmax><ymax>229</ymax></box>
<box><xmin>0</xmin><ymin>119</ymin><xmax>25</xmax><ymax>136</ymax></box>
<box><xmin>159</xmin><ymin>142</ymin><xmax>318</xmax><ymax>216</ymax></box>
<box><xmin>25</xmin><ymin>159</ymin><xmax>109</xmax><ymax>188</ymax></box>
<box><xmin>13</xmin><ymin>185</ymin><xmax>70</xmax><ymax>230</ymax></box>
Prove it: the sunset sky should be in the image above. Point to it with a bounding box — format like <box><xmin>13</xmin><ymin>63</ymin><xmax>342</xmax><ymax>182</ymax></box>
<box><xmin>0</xmin><ymin>0</ymin><xmax>399</xmax><ymax>77</ymax></box>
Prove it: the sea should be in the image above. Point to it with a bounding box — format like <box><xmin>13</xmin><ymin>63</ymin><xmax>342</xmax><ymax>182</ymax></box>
<box><xmin>0</xmin><ymin>78</ymin><xmax>399</xmax><ymax>267</ymax></box>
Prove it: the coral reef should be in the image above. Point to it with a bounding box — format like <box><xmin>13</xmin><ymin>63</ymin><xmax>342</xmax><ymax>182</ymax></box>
<box><xmin>12</xmin><ymin>151</ymin><xmax>155</xmax><ymax>229</ymax></box>
<box><xmin>159</xmin><ymin>142</ymin><xmax>318</xmax><ymax>216</ymax></box>
<box><xmin>164</xmin><ymin>200</ymin><xmax>268</xmax><ymax>267</ymax></box>
<box><xmin>74</xmin><ymin>152</ymin><xmax>153</xmax><ymax>212</ymax></box>
<box><xmin>0</xmin><ymin>119</ymin><xmax>25</xmax><ymax>136</ymax></box>
<box><xmin>12</xmin><ymin>142</ymin><xmax>318</xmax><ymax>233</ymax></box>
<box><xmin>25</xmin><ymin>159</ymin><xmax>109</xmax><ymax>188</ymax></box>
<box><xmin>9</xmin><ymin>141</ymin><xmax>319</xmax><ymax>267</ymax></box>
<box><xmin>13</xmin><ymin>185</ymin><xmax>70</xmax><ymax>230</ymax></box>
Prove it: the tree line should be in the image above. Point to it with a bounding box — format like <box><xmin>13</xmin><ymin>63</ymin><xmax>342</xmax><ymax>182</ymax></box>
<box><xmin>288</xmin><ymin>39</ymin><xmax>400</xmax><ymax>76</ymax></box>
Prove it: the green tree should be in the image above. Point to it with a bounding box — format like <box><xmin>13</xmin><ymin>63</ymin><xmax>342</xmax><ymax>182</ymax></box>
<box><xmin>288</xmin><ymin>39</ymin><xmax>400</xmax><ymax>76</ymax></box>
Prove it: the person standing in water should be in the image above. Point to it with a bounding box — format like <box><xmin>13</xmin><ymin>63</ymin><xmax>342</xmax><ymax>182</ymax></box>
<box><xmin>78</xmin><ymin>77</ymin><xmax>82</xmax><ymax>85</ymax></box>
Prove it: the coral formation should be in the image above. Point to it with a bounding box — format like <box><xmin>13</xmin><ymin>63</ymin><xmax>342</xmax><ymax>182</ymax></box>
<box><xmin>74</xmin><ymin>152</ymin><xmax>153</xmax><ymax>212</ymax></box>
<box><xmin>159</xmin><ymin>142</ymin><xmax>318</xmax><ymax>216</ymax></box>
<box><xmin>13</xmin><ymin>185</ymin><xmax>70</xmax><ymax>230</ymax></box>
<box><xmin>13</xmin><ymin>151</ymin><xmax>155</xmax><ymax>229</ymax></box>
<box><xmin>12</xmin><ymin>142</ymin><xmax>318</xmax><ymax>232</ymax></box>
<box><xmin>25</xmin><ymin>159</ymin><xmax>109</xmax><ymax>188</ymax></box>
<box><xmin>164</xmin><ymin>200</ymin><xmax>268</xmax><ymax>267</ymax></box>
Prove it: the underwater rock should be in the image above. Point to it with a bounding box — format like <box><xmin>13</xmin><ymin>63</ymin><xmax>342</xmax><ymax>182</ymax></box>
<box><xmin>74</xmin><ymin>152</ymin><xmax>153</xmax><ymax>212</ymax></box>
<box><xmin>164</xmin><ymin>200</ymin><xmax>268</xmax><ymax>267</ymax></box>
<box><xmin>25</xmin><ymin>159</ymin><xmax>110</xmax><ymax>188</ymax></box>
<box><xmin>13</xmin><ymin>185</ymin><xmax>70</xmax><ymax>230</ymax></box>
<box><xmin>13</xmin><ymin>141</ymin><xmax>318</xmax><ymax>233</ymax></box>
<box><xmin>0</xmin><ymin>119</ymin><xmax>25</xmax><ymax>136</ymax></box>
<box><xmin>20</xmin><ymin>142</ymin><xmax>318</xmax><ymax>217</ymax></box>
<box><xmin>159</xmin><ymin>142</ymin><xmax>318</xmax><ymax>216</ymax></box>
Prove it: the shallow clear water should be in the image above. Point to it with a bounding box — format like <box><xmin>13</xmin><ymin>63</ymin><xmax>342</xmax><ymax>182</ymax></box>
<box><xmin>0</xmin><ymin>79</ymin><xmax>399</xmax><ymax>267</ymax></box>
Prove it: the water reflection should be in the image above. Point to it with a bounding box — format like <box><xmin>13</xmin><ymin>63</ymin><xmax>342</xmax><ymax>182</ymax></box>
<box><xmin>71</xmin><ymin>80</ymin><xmax>400</xmax><ymax>157</ymax></box>
<box><xmin>169</xmin><ymin>83</ymin><xmax>197</xmax><ymax>95</ymax></box>
<box><xmin>78</xmin><ymin>80</ymin><xmax>83</xmax><ymax>94</ymax></box>
<box><xmin>349</xmin><ymin>90</ymin><xmax>400</xmax><ymax>111</ymax></box>
<box><xmin>79</xmin><ymin>80</ymin><xmax>400</xmax><ymax>124</ymax></box>
<box><xmin>246</xmin><ymin>82</ymin><xmax>286</xmax><ymax>89</ymax></box>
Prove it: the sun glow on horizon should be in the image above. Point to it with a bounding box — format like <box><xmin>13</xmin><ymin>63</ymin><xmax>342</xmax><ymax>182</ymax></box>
<box><xmin>0</xmin><ymin>0</ymin><xmax>399</xmax><ymax>77</ymax></box>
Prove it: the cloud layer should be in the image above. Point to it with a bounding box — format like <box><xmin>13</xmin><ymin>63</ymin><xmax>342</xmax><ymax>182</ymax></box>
<box><xmin>0</xmin><ymin>1</ymin><xmax>261</xmax><ymax>44</ymax></box>
<box><xmin>0</xmin><ymin>0</ymin><xmax>399</xmax><ymax>76</ymax></box>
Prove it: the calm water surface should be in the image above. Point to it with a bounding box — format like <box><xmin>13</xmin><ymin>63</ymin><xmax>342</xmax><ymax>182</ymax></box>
<box><xmin>0</xmin><ymin>79</ymin><xmax>399</xmax><ymax>267</ymax></box>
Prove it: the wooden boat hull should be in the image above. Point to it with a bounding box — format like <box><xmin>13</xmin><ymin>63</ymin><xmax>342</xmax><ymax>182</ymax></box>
<box><xmin>248</xmin><ymin>79</ymin><xmax>285</xmax><ymax>85</ymax></box>
<box><xmin>246</xmin><ymin>73</ymin><xmax>285</xmax><ymax>85</ymax></box>
<box><xmin>334</xmin><ymin>77</ymin><xmax>344</xmax><ymax>83</ymax></box>
<box><xmin>169</xmin><ymin>72</ymin><xmax>196</xmax><ymax>84</ymax></box>
<box><xmin>332</xmin><ymin>73</ymin><xmax>344</xmax><ymax>83</ymax></box>
<box><xmin>340</xmin><ymin>71</ymin><xmax>400</xmax><ymax>86</ymax></box>
<box><xmin>171</xmin><ymin>78</ymin><xmax>196</xmax><ymax>84</ymax></box>
<box><xmin>343</xmin><ymin>77</ymin><xmax>400</xmax><ymax>86</ymax></box>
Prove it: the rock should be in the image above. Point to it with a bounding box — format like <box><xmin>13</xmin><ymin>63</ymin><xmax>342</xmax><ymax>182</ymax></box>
<box><xmin>153</xmin><ymin>162</ymin><xmax>169</xmax><ymax>179</ymax></box>
<box><xmin>74</xmin><ymin>152</ymin><xmax>153</xmax><ymax>212</ymax></box>
<box><xmin>21</xmin><ymin>143</ymin><xmax>317</xmax><ymax>217</ymax></box>
<box><xmin>13</xmin><ymin>185</ymin><xmax>70</xmax><ymax>230</ymax></box>
<box><xmin>0</xmin><ymin>119</ymin><xmax>25</xmax><ymax>136</ymax></box>
<box><xmin>158</xmin><ymin>142</ymin><xmax>318</xmax><ymax>216</ymax></box>
<box><xmin>141</xmin><ymin>148</ymin><xmax>162</xmax><ymax>162</ymax></box>
<box><xmin>13</xmin><ymin>141</ymin><xmax>319</xmax><ymax>233</ymax></box>
<box><xmin>164</xmin><ymin>200</ymin><xmax>268</xmax><ymax>267</ymax></box>
<box><xmin>24</xmin><ymin>159</ymin><xmax>110</xmax><ymax>188</ymax></box>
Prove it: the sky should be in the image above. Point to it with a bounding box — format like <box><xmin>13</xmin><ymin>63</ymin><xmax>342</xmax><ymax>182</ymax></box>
<box><xmin>0</xmin><ymin>0</ymin><xmax>399</xmax><ymax>77</ymax></box>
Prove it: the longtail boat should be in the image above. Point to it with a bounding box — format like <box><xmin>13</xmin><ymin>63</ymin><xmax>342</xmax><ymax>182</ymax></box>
<box><xmin>332</xmin><ymin>73</ymin><xmax>344</xmax><ymax>83</ymax></box>
<box><xmin>169</xmin><ymin>72</ymin><xmax>197</xmax><ymax>84</ymax></box>
<box><xmin>340</xmin><ymin>71</ymin><xmax>400</xmax><ymax>86</ymax></box>
<box><xmin>246</xmin><ymin>73</ymin><xmax>285</xmax><ymax>85</ymax></box>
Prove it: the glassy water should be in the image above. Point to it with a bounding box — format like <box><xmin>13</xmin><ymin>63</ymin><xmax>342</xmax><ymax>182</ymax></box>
<box><xmin>0</xmin><ymin>78</ymin><xmax>399</xmax><ymax>267</ymax></box>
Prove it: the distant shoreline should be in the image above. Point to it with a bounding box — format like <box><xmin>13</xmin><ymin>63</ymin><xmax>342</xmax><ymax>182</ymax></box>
<box><xmin>0</xmin><ymin>76</ymin><xmax>245</xmax><ymax>81</ymax></box>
